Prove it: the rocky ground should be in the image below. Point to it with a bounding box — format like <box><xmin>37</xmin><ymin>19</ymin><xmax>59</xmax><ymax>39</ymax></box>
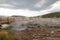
<box><xmin>1</xmin><ymin>16</ymin><xmax>60</xmax><ymax>40</ymax></box>
<box><xmin>10</xmin><ymin>18</ymin><xmax>60</xmax><ymax>40</ymax></box>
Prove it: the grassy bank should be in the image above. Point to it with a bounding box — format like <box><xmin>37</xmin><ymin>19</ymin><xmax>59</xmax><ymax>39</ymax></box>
<box><xmin>0</xmin><ymin>29</ymin><xmax>17</xmax><ymax>40</ymax></box>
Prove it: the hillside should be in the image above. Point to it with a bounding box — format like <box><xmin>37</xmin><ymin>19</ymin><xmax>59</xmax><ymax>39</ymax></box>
<box><xmin>41</xmin><ymin>12</ymin><xmax>60</xmax><ymax>18</ymax></box>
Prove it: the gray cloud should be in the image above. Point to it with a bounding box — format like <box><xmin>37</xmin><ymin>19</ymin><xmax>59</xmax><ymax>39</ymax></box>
<box><xmin>0</xmin><ymin>0</ymin><xmax>59</xmax><ymax>11</ymax></box>
<box><xmin>39</xmin><ymin>0</ymin><xmax>57</xmax><ymax>10</ymax></box>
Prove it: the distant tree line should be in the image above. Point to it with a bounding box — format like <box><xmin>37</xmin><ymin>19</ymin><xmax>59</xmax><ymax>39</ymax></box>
<box><xmin>41</xmin><ymin>12</ymin><xmax>60</xmax><ymax>18</ymax></box>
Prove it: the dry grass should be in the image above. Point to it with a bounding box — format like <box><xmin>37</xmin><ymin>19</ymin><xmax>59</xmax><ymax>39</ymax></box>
<box><xmin>0</xmin><ymin>29</ymin><xmax>17</xmax><ymax>40</ymax></box>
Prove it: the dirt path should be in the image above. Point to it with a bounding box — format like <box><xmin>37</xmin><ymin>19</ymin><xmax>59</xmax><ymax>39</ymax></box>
<box><xmin>12</xmin><ymin>31</ymin><xmax>22</xmax><ymax>40</ymax></box>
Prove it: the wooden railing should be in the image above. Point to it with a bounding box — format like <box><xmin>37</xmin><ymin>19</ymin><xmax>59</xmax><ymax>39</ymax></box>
<box><xmin>0</xmin><ymin>17</ymin><xmax>15</xmax><ymax>25</ymax></box>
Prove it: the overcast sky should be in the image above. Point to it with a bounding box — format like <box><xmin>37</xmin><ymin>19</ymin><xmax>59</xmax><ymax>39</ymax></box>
<box><xmin>0</xmin><ymin>0</ymin><xmax>60</xmax><ymax>17</ymax></box>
